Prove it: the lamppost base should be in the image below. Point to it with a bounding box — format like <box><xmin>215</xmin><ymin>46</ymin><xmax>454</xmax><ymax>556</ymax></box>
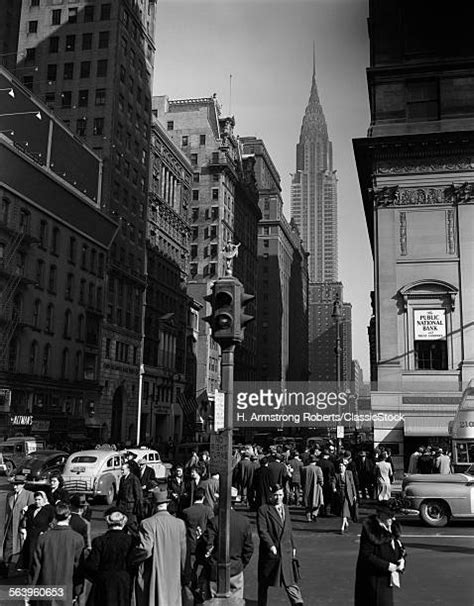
<box><xmin>203</xmin><ymin>597</ymin><xmax>246</xmax><ymax>605</ymax></box>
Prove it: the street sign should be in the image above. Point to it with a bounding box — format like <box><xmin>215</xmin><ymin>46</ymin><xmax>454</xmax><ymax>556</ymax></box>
<box><xmin>210</xmin><ymin>431</ymin><xmax>231</xmax><ymax>475</ymax></box>
<box><xmin>214</xmin><ymin>390</ymin><xmax>225</xmax><ymax>431</ymax></box>
<box><xmin>336</xmin><ymin>425</ymin><xmax>344</xmax><ymax>439</ymax></box>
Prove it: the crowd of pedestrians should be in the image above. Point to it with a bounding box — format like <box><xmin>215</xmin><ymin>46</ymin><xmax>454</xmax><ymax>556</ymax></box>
<box><xmin>0</xmin><ymin>438</ymin><xmax>418</xmax><ymax>605</ymax></box>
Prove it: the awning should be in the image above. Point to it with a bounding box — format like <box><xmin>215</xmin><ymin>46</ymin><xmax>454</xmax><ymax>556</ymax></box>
<box><xmin>404</xmin><ymin>416</ymin><xmax>451</xmax><ymax>437</ymax></box>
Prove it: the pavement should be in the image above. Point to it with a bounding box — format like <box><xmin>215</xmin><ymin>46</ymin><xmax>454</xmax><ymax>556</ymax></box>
<box><xmin>0</xmin><ymin>477</ymin><xmax>473</xmax><ymax>605</ymax></box>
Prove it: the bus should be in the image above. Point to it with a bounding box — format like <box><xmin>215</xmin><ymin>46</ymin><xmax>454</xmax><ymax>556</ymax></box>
<box><xmin>450</xmin><ymin>379</ymin><xmax>474</xmax><ymax>472</ymax></box>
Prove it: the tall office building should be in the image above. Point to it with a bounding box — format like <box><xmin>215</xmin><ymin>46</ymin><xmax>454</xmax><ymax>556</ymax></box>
<box><xmin>7</xmin><ymin>1</ymin><xmax>157</xmax><ymax>442</ymax></box>
<box><xmin>291</xmin><ymin>52</ymin><xmax>352</xmax><ymax>384</ymax></box>
<box><xmin>291</xmin><ymin>54</ymin><xmax>338</xmax><ymax>283</ymax></box>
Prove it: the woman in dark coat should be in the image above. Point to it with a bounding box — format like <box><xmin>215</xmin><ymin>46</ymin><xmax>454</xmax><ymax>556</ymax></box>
<box><xmin>21</xmin><ymin>491</ymin><xmax>55</xmax><ymax>572</ymax></box>
<box><xmin>84</xmin><ymin>509</ymin><xmax>135</xmax><ymax>606</ymax></box>
<box><xmin>48</xmin><ymin>473</ymin><xmax>70</xmax><ymax>505</ymax></box>
<box><xmin>334</xmin><ymin>461</ymin><xmax>357</xmax><ymax>534</ymax></box>
<box><xmin>167</xmin><ymin>464</ymin><xmax>186</xmax><ymax>516</ymax></box>
<box><xmin>354</xmin><ymin>502</ymin><xmax>406</xmax><ymax>606</ymax></box>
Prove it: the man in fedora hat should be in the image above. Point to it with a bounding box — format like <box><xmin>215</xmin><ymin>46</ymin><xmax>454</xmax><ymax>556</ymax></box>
<box><xmin>1</xmin><ymin>474</ymin><xmax>34</xmax><ymax>577</ymax></box>
<box><xmin>133</xmin><ymin>488</ymin><xmax>186</xmax><ymax>606</ymax></box>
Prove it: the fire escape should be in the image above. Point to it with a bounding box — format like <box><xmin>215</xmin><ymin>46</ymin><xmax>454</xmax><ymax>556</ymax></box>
<box><xmin>0</xmin><ymin>205</ymin><xmax>34</xmax><ymax>371</ymax></box>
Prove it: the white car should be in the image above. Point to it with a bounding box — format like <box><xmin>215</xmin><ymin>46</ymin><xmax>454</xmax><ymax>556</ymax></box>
<box><xmin>125</xmin><ymin>448</ymin><xmax>171</xmax><ymax>481</ymax></box>
<box><xmin>62</xmin><ymin>449</ymin><xmax>125</xmax><ymax>504</ymax></box>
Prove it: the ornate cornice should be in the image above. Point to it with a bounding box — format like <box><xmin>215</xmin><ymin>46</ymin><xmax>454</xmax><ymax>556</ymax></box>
<box><xmin>373</xmin><ymin>182</ymin><xmax>474</xmax><ymax>207</ymax></box>
<box><xmin>375</xmin><ymin>157</ymin><xmax>474</xmax><ymax>175</ymax></box>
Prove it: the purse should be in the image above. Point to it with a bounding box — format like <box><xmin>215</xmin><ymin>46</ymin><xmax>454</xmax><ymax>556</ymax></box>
<box><xmin>292</xmin><ymin>558</ymin><xmax>301</xmax><ymax>582</ymax></box>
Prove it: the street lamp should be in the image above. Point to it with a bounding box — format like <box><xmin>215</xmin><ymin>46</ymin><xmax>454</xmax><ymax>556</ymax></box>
<box><xmin>332</xmin><ymin>293</ymin><xmax>344</xmax><ymax>451</ymax></box>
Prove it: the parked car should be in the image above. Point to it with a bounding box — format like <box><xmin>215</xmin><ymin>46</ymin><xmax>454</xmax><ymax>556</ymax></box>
<box><xmin>17</xmin><ymin>450</ymin><xmax>68</xmax><ymax>487</ymax></box>
<box><xmin>125</xmin><ymin>447</ymin><xmax>171</xmax><ymax>481</ymax></box>
<box><xmin>401</xmin><ymin>468</ymin><xmax>474</xmax><ymax>527</ymax></box>
<box><xmin>0</xmin><ymin>437</ymin><xmax>46</xmax><ymax>476</ymax></box>
<box><xmin>62</xmin><ymin>449</ymin><xmax>126</xmax><ymax>505</ymax></box>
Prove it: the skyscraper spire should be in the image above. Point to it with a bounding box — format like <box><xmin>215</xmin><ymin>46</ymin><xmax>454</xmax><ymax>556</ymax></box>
<box><xmin>312</xmin><ymin>40</ymin><xmax>316</xmax><ymax>83</ymax></box>
<box><xmin>300</xmin><ymin>43</ymin><xmax>326</xmax><ymax>139</ymax></box>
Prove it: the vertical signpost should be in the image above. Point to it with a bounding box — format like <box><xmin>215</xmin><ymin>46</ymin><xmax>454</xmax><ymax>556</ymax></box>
<box><xmin>204</xmin><ymin>243</ymin><xmax>254</xmax><ymax>604</ymax></box>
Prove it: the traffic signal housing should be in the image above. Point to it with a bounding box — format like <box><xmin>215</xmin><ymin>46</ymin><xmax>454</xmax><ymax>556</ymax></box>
<box><xmin>204</xmin><ymin>277</ymin><xmax>255</xmax><ymax>344</ymax></box>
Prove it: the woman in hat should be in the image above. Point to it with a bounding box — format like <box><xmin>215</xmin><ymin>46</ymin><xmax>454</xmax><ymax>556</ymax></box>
<box><xmin>20</xmin><ymin>490</ymin><xmax>55</xmax><ymax>572</ymax></box>
<box><xmin>84</xmin><ymin>508</ymin><xmax>135</xmax><ymax>606</ymax></box>
<box><xmin>354</xmin><ymin>501</ymin><xmax>406</xmax><ymax>606</ymax></box>
<box><xmin>334</xmin><ymin>461</ymin><xmax>357</xmax><ymax>534</ymax></box>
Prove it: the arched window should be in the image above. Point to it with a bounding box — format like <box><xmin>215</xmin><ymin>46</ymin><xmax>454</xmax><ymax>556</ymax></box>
<box><xmin>63</xmin><ymin>309</ymin><xmax>72</xmax><ymax>338</ymax></box>
<box><xmin>45</xmin><ymin>303</ymin><xmax>54</xmax><ymax>333</ymax></box>
<box><xmin>19</xmin><ymin>209</ymin><xmax>30</xmax><ymax>234</ymax></box>
<box><xmin>61</xmin><ymin>348</ymin><xmax>69</xmax><ymax>379</ymax></box>
<box><xmin>75</xmin><ymin>351</ymin><xmax>83</xmax><ymax>381</ymax></box>
<box><xmin>48</xmin><ymin>265</ymin><xmax>57</xmax><ymax>293</ymax></box>
<box><xmin>42</xmin><ymin>344</ymin><xmax>51</xmax><ymax>376</ymax></box>
<box><xmin>33</xmin><ymin>299</ymin><xmax>41</xmax><ymax>329</ymax></box>
<box><xmin>29</xmin><ymin>341</ymin><xmax>38</xmax><ymax>374</ymax></box>
<box><xmin>399</xmin><ymin>280</ymin><xmax>458</xmax><ymax>371</ymax></box>
<box><xmin>51</xmin><ymin>227</ymin><xmax>60</xmax><ymax>255</ymax></box>
<box><xmin>77</xmin><ymin>314</ymin><xmax>84</xmax><ymax>340</ymax></box>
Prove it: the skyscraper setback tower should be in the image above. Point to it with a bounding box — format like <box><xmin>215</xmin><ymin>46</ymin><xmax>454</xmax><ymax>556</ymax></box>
<box><xmin>291</xmin><ymin>52</ymin><xmax>338</xmax><ymax>283</ymax></box>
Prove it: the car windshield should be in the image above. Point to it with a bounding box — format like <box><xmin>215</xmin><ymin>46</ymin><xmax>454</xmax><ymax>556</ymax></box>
<box><xmin>70</xmin><ymin>456</ymin><xmax>97</xmax><ymax>464</ymax></box>
<box><xmin>0</xmin><ymin>445</ymin><xmax>15</xmax><ymax>454</ymax></box>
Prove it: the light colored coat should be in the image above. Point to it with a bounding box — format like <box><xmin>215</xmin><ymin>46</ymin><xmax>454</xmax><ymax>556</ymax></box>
<box><xmin>134</xmin><ymin>510</ymin><xmax>186</xmax><ymax>606</ymax></box>
<box><xmin>2</xmin><ymin>487</ymin><xmax>35</xmax><ymax>561</ymax></box>
<box><xmin>302</xmin><ymin>464</ymin><xmax>324</xmax><ymax>509</ymax></box>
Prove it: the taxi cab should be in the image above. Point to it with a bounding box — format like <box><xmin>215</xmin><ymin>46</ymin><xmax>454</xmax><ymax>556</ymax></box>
<box><xmin>62</xmin><ymin>449</ymin><xmax>125</xmax><ymax>504</ymax></box>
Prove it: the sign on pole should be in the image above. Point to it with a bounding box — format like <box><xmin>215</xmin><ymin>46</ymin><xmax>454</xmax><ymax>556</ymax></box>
<box><xmin>210</xmin><ymin>432</ymin><xmax>231</xmax><ymax>475</ymax></box>
<box><xmin>214</xmin><ymin>390</ymin><xmax>225</xmax><ymax>431</ymax></box>
<box><xmin>336</xmin><ymin>425</ymin><xmax>344</xmax><ymax>439</ymax></box>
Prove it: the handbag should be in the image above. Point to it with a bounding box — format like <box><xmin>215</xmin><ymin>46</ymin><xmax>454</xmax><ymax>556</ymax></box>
<box><xmin>292</xmin><ymin>558</ymin><xmax>301</xmax><ymax>582</ymax></box>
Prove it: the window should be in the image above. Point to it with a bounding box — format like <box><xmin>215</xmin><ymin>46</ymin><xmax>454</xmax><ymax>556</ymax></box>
<box><xmin>38</xmin><ymin>220</ymin><xmax>48</xmax><ymax>248</ymax></box>
<box><xmin>415</xmin><ymin>341</ymin><xmax>447</xmax><ymax>370</ymax></box>
<box><xmin>81</xmin><ymin>245</ymin><xmax>88</xmax><ymax>269</ymax></box>
<box><xmin>48</xmin><ymin>265</ymin><xmax>57</xmax><ymax>293</ymax></box>
<box><xmin>45</xmin><ymin>304</ymin><xmax>54</xmax><ymax>333</ymax></box>
<box><xmin>63</xmin><ymin>309</ymin><xmax>72</xmax><ymax>338</ymax></box>
<box><xmin>63</xmin><ymin>62</ymin><xmax>74</xmax><ymax>79</ymax></box>
<box><xmin>95</xmin><ymin>89</ymin><xmax>106</xmax><ymax>105</ymax></box>
<box><xmin>28</xmin><ymin>21</ymin><xmax>38</xmax><ymax>33</ymax></box>
<box><xmin>35</xmin><ymin>260</ymin><xmax>44</xmax><ymax>288</ymax></box>
<box><xmin>51</xmin><ymin>9</ymin><xmax>61</xmax><ymax>25</ymax></box>
<box><xmin>98</xmin><ymin>31</ymin><xmax>109</xmax><ymax>49</ymax></box>
<box><xmin>65</xmin><ymin>273</ymin><xmax>74</xmax><ymax>300</ymax></box>
<box><xmin>68</xmin><ymin>237</ymin><xmax>76</xmax><ymax>263</ymax></box>
<box><xmin>76</xmin><ymin>118</ymin><xmax>87</xmax><ymax>136</ymax></box>
<box><xmin>191</xmin><ymin>154</ymin><xmax>198</xmax><ymax>165</ymax></box>
<box><xmin>80</xmin><ymin>61</ymin><xmax>91</xmax><ymax>78</ymax></box>
<box><xmin>212</xmin><ymin>189</ymin><xmax>219</xmax><ymax>201</ymax></box>
<box><xmin>78</xmin><ymin>90</ymin><xmax>89</xmax><ymax>107</ymax></box>
<box><xmin>93</xmin><ymin>117</ymin><xmax>104</xmax><ymax>136</ymax></box>
<box><xmin>100</xmin><ymin>3</ymin><xmax>111</xmax><ymax>20</ymax></box>
<box><xmin>84</xmin><ymin>5</ymin><xmax>94</xmax><ymax>22</ymax></box>
<box><xmin>45</xmin><ymin>93</ymin><xmax>55</xmax><ymax>107</ymax></box>
<box><xmin>182</xmin><ymin>136</ymin><xmax>188</xmax><ymax>147</ymax></box>
<box><xmin>68</xmin><ymin>7</ymin><xmax>78</xmax><ymax>23</ymax></box>
<box><xmin>33</xmin><ymin>300</ymin><xmax>41</xmax><ymax>329</ymax></box>
<box><xmin>96</xmin><ymin>59</ymin><xmax>107</xmax><ymax>77</ymax></box>
<box><xmin>25</xmin><ymin>48</ymin><xmax>35</xmax><ymax>62</ymax></box>
<box><xmin>77</xmin><ymin>314</ymin><xmax>84</xmax><ymax>340</ymax></box>
<box><xmin>193</xmin><ymin>173</ymin><xmax>200</xmax><ymax>183</ymax></box>
<box><xmin>65</xmin><ymin>35</ymin><xmax>75</xmax><ymax>51</ymax></box>
<box><xmin>192</xmin><ymin>190</ymin><xmax>199</xmax><ymax>201</ymax></box>
<box><xmin>200</xmin><ymin>134</ymin><xmax>206</xmax><ymax>145</ymax></box>
<box><xmin>82</xmin><ymin>33</ymin><xmax>92</xmax><ymax>50</ymax></box>
<box><xmin>167</xmin><ymin>121</ymin><xmax>174</xmax><ymax>131</ymax></box>
<box><xmin>61</xmin><ymin>91</ymin><xmax>72</xmax><ymax>108</ymax></box>
<box><xmin>31</xmin><ymin>0</ymin><xmax>40</xmax><ymax>6</ymax></box>
<box><xmin>51</xmin><ymin>227</ymin><xmax>60</xmax><ymax>254</ymax></box>
<box><xmin>79</xmin><ymin>279</ymin><xmax>86</xmax><ymax>305</ymax></box>
<box><xmin>47</xmin><ymin>64</ymin><xmax>57</xmax><ymax>81</ymax></box>
<box><xmin>49</xmin><ymin>37</ymin><xmax>59</xmax><ymax>53</ymax></box>
<box><xmin>29</xmin><ymin>342</ymin><xmax>38</xmax><ymax>374</ymax></box>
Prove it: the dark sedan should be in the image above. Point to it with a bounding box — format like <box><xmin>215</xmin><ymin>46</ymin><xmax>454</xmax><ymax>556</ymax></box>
<box><xmin>18</xmin><ymin>450</ymin><xmax>68</xmax><ymax>487</ymax></box>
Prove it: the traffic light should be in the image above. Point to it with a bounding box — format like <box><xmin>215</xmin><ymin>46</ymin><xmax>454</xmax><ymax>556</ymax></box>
<box><xmin>204</xmin><ymin>278</ymin><xmax>255</xmax><ymax>344</ymax></box>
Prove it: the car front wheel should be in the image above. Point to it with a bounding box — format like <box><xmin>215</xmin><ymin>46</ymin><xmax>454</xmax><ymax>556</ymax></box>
<box><xmin>420</xmin><ymin>500</ymin><xmax>450</xmax><ymax>527</ymax></box>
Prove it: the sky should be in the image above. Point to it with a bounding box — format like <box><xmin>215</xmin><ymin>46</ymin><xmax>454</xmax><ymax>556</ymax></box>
<box><xmin>153</xmin><ymin>0</ymin><xmax>372</xmax><ymax>377</ymax></box>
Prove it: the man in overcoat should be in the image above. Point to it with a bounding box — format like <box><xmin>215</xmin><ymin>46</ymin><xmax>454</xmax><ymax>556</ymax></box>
<box><xmin>1</xmin><ymin>474</ymin><xmax>34</xmax><ymax>576</ymax></box>
<box><xmin>257</xmin><ymin>484</ymin><xmax>304</xmax><ymax>606</ymax></box>
<box><xmin>133</xmin><ymin>488</ymin><xmax>187</xmax><ymax>606</ymax></box>
<box><xmin>253</xmin><ymin>457</ymin><xmax>273</xmax><ymax>510</ymax></box>
<box><xmin>30</xmin><ymin>502</ymin><xmax>85</xmax><ymax>606</ymax></box>
<box><xmin>301</xmin><ymin>455</ymin><xmax>324</xmax><ymax>522</ymax></box>
<box><xmin>116</xmin><ymin>462</ymin><xmax>143</xmax><ymax>530</ymax></box>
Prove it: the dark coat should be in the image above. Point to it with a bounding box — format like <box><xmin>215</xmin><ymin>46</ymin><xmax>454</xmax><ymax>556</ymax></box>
<box><xmin>182</xmin><ymin>502</ymin><xmax>214</xmax><ymax>555</ymax></box>
<box><xmin>48</xmin><ymin>487</ymin><xmax>70</xmax><ymax>505</ymax></box>
<box><xmin>31</xmin><ymin>524</ymin><xmax>84</xmax><ymax>606</ymax></box>
<box><xmin>236</xmin><ymin>458</ymin><xmax>255</xmax><ymax>489</ymax></box>
<box><xmin>116</xmin><ymin>473</ymin><xmax>143</xmax><ymax>521</ymax></box>
<box><xmin>84</xmin><ymin>529</ymin><xmax>134</xmax><ymax>606</ymax></box>
<box><xmin>21</xmin><ymin>503</ymin><xmax>56</xmax><ymax>571</ymax></box>
<box><xmin>354</xmin><ymin>516</ymin><xmax>405</xmax><ymax>606</ymax></box>
<box><xmin>138</xmin><ymin>466</ymin><xmax>156</xmax><ymax>490</ymax></box>
<box><xmin>257</xmin><ymin>504</ymin><xmax>295</xmax><ymax>587</ymax></box>
<box><xmin>70</xmin><ymin>513</ymin><xmax>91</xmax><ymax>551</ymax></box>
<box><xmin>335</xmin><ymin>470</ymin><xmax>357</xmax><ymax>505</ymax></box>
<box><xmin>268</xmin><ymin>460</ymin><xmax>287</xmax><ymax>486</ymax></box>
<box><xmin>167</xmin><ymin>476</ymin><xmax>186</xmax><ymax>515</ymax></box>
<box><xmin>205</xmin><ymin>508</ymin><xmax>254</xmax><ymax>581</ymax></box>
<box><xmin>254</xmin><ymin>466</ymin><xmax>273</xmax><ymax>508</ymax></box>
